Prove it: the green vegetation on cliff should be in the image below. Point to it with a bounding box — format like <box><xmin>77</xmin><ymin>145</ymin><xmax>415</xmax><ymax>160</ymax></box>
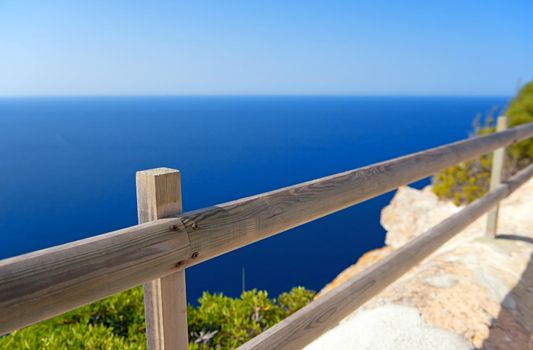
<box><xmin>432</xmin><ymin>81</ymin><xmax>533</xmax><ymax>205</ymax></box>
<box><xmin>0</xmin><ymin>287</ymin><xmax>314</xmax><ymax>350</ymax></box>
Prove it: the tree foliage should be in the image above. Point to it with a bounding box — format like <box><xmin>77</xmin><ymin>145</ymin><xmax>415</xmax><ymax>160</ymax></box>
<box><xmin>188</xmin><ymin>287</ymin><xmax>314</xmax><ymax>349</ymax></box>
<box><xmin>0</xmin><ymin>287</ymin><xmax>314</xmax><ymax>350</ymax></box>
<box><xmin>432</xmin><ymin>81</ymin><xmax>533</xmax><ymax>205</ymax></box>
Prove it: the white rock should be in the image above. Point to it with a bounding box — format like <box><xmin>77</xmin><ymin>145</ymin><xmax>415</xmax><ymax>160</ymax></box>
<box><xmin>304</xmin><ymin>305</ymin><xmax>471</xmax><ymax>350</ymax></box>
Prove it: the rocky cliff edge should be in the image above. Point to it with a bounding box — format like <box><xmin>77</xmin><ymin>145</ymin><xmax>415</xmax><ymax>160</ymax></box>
<box><xmin>306</xmin><ymin>178</ymin><xmax>533</xmax><ymax>350</ymax></box>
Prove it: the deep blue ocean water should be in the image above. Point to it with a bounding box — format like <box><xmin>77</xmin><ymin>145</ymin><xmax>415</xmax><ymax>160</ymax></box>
<box><xmin>0</xmin><ymin>96</ymin><xmax>508</xmax><ymax>301</ymax></box>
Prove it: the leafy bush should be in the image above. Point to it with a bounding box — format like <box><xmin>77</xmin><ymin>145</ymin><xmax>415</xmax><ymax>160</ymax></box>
<box><xmin>0</xmin><ymin>287</ymin><xmax>146</xmax><ymax>350</ymax></box>
<box><xmin>0</xmin><ymin>287</ymin><xmax>314</xmax><ymax>350</ymax></box>
<box><xmin>188</xmin><ymin>287</ymin><xmax>314</xmax><ymax>349</ymax></box>
<box><xmin>432</xmin><ymin>81</ymin><xmax>533</xmax><ymax>205</ymax></box>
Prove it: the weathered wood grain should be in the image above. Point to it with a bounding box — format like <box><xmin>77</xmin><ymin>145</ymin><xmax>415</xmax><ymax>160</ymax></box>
<box><xmin>0</xmin><ymin>122</ymin><xmax>532</xmax><ymax>335</ymax></box>
<box><xmin>0</xmin><ymin>206</ymin><xmax>191</xmax><ymax>335</ymax></box>
<box><xmin>239</xmin><ymin>163</ymin><xmax>533</xmax><ymax>350</ymax></box>
<box><xmin>179</xmin><ymin>122</ymin><xmax>533</xmax><ymax>267</ymax></box>
<box><xmin>137</xmin><ymin>168</ymin><xmax>189</xmax><ymax>350</ymax></box>
<box><xmin>486</xmin><ymin>116</ymin><xmax>508</xmax><ymax>237</ymax></box>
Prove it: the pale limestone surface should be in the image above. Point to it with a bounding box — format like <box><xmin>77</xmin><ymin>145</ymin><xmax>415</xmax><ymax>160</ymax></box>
<box><xmin>307</xmin><ymin>178</ymin><xmax>533</xmax><ymax>350</ymax></box>
<box><xmin>305</xmin><ymin>305</ymin><xmax>471</xmax><ymax>350</ymax></box>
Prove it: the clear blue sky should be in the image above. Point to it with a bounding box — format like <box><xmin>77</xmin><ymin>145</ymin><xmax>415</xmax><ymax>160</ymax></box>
<box><xmin>1</xmin><ymin>1</ymin><xmax>532</xmax><ymax>96</ymax></box>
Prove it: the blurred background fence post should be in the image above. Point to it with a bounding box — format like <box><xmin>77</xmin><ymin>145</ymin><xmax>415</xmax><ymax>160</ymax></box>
<box><xmin>486</xmin><ymin>116</ymin><xmax>508</xmax><ymax>237</ymax></box>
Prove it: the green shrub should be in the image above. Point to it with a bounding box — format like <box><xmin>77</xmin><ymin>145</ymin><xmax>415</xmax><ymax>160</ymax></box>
<box><xmin>188</xmin><ymin>287</ymin><xmax>314</xmax><ymax>349</ymax></box>
<box><xmin>432</xmin><ymin>81</ymin><xmax>533</xmax><ymax>205</ymax></box>
<box><xmin>0</xmin><ymin>287</ymin><xmax>314</xmax><ymax>350</ymax></box>
<box><xmin>0</xmin><ymin>287</ymin><xmax>146</xmax><ymax>350</ymax></box>
<box><xmin>506</xmin><ymin>82</ymin><xmax>533</xmax><ymax>166</ymax></box>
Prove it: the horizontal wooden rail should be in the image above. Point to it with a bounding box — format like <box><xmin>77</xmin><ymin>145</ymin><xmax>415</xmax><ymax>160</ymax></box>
<box><xmin>0</xmin><ymin>122</ymin><xmax>532</xmax><ymax>335</ymax></box>
<box><xmin>239</xmin><ymin>162</ymin><xmax>533</xmax><ymax>350</ymax></box>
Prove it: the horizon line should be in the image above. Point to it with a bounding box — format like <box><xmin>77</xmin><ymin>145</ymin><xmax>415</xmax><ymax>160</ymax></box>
<box><xmin>0</xmin><ymin>93</ymin><xmax>512</xmax><ymax>99</ymax></box>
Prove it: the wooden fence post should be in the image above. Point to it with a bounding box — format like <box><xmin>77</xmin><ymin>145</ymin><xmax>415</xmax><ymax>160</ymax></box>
<box><xmin>136</xmin><ymin>168</ymin><xmax>189</xmax><ymax>350</ymax></box>
<box><xmin>486</xmin><ymin>116</ymin><xmax>508</xmax><ymax>237</ymax></box>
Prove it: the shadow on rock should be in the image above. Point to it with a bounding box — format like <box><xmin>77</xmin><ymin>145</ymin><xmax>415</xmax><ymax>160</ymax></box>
<box><xmin>482</xmin><ymin>235</ymin><xmax>533</xmax><ymax>350</ymax></box>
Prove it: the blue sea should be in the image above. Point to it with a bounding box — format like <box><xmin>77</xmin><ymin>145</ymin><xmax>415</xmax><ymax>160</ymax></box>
<box><xmin>0</xmin><ymin>96</ymin><xmax>508</xmax><ymax>301</ymax></box>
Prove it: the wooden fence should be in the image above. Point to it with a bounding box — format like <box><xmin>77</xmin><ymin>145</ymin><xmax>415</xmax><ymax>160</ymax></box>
<box><xmin>1</xmin><ymin>119</ymin><xmax>532</xmax><ymax>350</ymax></box>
